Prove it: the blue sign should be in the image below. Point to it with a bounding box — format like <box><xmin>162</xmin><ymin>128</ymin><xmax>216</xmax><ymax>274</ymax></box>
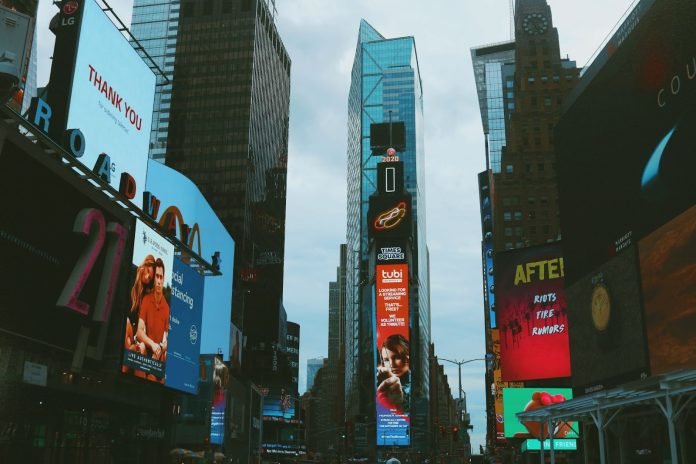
<box><xmin>165</xmin><ymin>258</ymin><xmax>205</xmax><ymax>394</ymax></box>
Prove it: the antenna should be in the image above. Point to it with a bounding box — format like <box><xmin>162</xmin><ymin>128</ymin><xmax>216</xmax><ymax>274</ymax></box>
<box><xmin>510</xmin><ymin>0</ymin><xmax>515</xmax><ymax>40</ymax></box>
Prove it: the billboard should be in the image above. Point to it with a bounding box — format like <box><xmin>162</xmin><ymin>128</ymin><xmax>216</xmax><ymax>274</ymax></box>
<box><xmin>479</xmin><ymin>171</ymin><xmax>496</xmax><ymax>328</ymax></box>
<box><xmin>556</xmin><ymin>0</ymin><xmax>696</xmax><ymax>285</ymax></box>
<box><xmin>522</xmin><ymin>439</ymin><xmax>577</xmax><ymax>452</ymax></box>
<box><xmin>491</xmin><ymin>330</ymin><xmax>523</xmax><ymax>442</ymax></box>
<box><xmin>145</xmin><ymin>159</ymin><xmax>235</xmax><ymax>359</ymax></box>
<box><xmin>261</xmin><ymin>386</ymin><xmax>296</xmax><ymax>422</ymax></box>
<box><xmin>567</xmin><ymin>247</ymin><xmax>649</xmax><ymax>394</ymax></box>
<box><xmin>56</xmin><ymin>0</ymin><xmax>156</xmax><ymax>208</ymax></box>
<box><xmin>166</xmin><ymin>257</ymin><xmax>205</xmax><ymax>393</ymax></box>
<box><xmin>374</xmin><ymin>263</ymin><xmax>410</xmax><ymax>446</ymax></box>
<box><xmin>121</xmin><ymin>219</ymin><xmax>174</xmax><ymax>383</ymax></box>
<box><xmin>209</xmin><ymin>356</ymin><xmax>229</xmax><ymax>445</ymax></box>
<box><xmin>502</xmin><ymin>388</ymin><xmax>576</xmax><ymax>439</ymax></box>
<box><xmin>496</xmin><ymin>243</ymin><xmax>570</xmax><ymax>381</ymax></box>
<box><xmin>639</xmin><ymin>204</ymin><xmax>696</xmax><ymax>375</ymax></box>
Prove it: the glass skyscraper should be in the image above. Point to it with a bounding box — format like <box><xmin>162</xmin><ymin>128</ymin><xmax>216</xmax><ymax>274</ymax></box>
<box><xmin>471</xmin><ymin>41</ymin><xmax>515</xmax><ymax>173</ymax></box>
<box><xmin>130</xmin><ymin>0</ymin><xmax>180</xmax><ymax>162</ymax></box>
<box><xmin>346</xmin><ymin>20</ymin><xmax>430</xmax><ymax>452</ymax></box>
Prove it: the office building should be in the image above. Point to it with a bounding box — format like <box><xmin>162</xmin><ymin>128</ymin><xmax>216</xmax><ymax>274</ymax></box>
<box><xmin>130</xmin><ymin>0</ymin><xmax>180</xmax><ymax>162</ymax></box>
<box><xmin>306</xmin><ymin>357</ymin><xmax>324</xmax><ymax>392</ymax></box>
<box><xmin>346</xmin><ymin>20</ymin><xmax>430</xmax><ymax>453</ymax></box>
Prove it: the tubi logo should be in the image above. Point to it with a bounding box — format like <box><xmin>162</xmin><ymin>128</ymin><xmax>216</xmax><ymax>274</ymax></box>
<box><xmin>381</xmin><ymin>268</ymin><xmax>403</xmax><ymax>283</ymax></box>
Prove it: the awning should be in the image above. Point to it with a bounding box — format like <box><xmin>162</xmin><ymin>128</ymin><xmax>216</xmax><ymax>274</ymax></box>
<box><xmin>515</xmin><ymin>369</ymin><xmax>696</xmax><ymax>464</ymax></box>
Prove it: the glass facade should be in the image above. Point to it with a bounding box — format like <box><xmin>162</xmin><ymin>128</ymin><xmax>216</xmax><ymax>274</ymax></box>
<box><xmin>470</xmin><ymin>41</ymin><xmax>515</xmax><ymax>173</ymax></box>
<box><xmin>130</xmin><ymin>0</ymin><xmax>180</xmax><ymax>162</ymax></box>
<box><xmin>346</xmin><ymin>20</ymin><xmax>430</xmax><ymax>452</ymax></box>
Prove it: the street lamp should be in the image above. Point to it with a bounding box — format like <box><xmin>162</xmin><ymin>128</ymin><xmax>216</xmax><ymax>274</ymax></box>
<box><xmin>438</xmin><ymin>355</ymin><xmax>492</xmax><ymax>403</ymax></box>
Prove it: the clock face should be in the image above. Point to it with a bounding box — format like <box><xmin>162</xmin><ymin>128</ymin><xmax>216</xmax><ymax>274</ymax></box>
<box><xmin>591</xmin><ymin>283</ymin><xmax>611</xmax><ymax>332</ymax></box>
<box><xmin>522</xmin><ymin>13</ymin><xmax>549</xmax><ymax>35</ymax></box>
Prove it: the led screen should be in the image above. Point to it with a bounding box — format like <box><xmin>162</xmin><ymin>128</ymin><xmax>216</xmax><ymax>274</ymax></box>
<box><xmin>374</xmin><ymin>263</ymin><xmax>410</xmax><ymax>447</ymax></box>
<box><xmin>209</xmin><ymin>356</ymin><xmax>229</xmax><ymax>445</ymax></box>
<box><xmin>491</xmin><ymin>330</ymin><xmax>523</xmax><ymax>442</ymax></box>
<box><xmin>502</xmin><ymin>388</ymin><xmax>576</xmax><ymax>439</ymax></box>
<box><xmin>145</xmin><ymin>159</ymin><xmax>235</xmax><ymax>359</ymax></box>
<box><xmin>522</xmin><ymin>439</ymin><xmax>577</xmax><ymax>452</ymax></box>
<box><xmin>556</xmin><ymin>0</ymin><xmax>696</xmax><ymax>285</ymax></box>
<box><xmin>262</xmin><ymin>386</ymin><xmax>296</xmax><ymax>422</ymax></box>
<box><xmin>121</xmin><ymin>220</ymin><xmax>174</xmax><ymax>384</ymax></box>
<box><xmin>567</xmin><ymin>247</ymin><xmax>648</xmax><ymax>394</ymax></box>
<box><xmin>639</xmin><ymin>204</ymin><xmax>696</xmax><ymax>375</ymax></box>
<box><xmin>496</xmin><ymin>243</ymin><xmax>570</xmax><ymax>381</ymax></box>
<box><xmin>66</xmin><ymin>0</ymin><xmax>156</xmax><ymax>208</ymax></box>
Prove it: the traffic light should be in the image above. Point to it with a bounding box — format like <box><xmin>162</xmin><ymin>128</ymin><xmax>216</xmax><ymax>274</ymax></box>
<box><xmin>452</xmin><ymin>426</ymin><xmax>459</xmax><ymax>441</ymax></box>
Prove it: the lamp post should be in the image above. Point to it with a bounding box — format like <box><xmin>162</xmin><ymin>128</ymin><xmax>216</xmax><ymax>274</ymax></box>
<box><xmin>438</xmin><ymin>355</ymin><xmax>493</xmax><ymax>462</ymax></box>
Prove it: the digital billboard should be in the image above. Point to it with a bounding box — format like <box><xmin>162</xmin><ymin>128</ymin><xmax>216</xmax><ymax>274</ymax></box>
<box><xmin>502</xmin><ymin>388</ymin><xmax>576</xmax><ymax>439</ymax></box>
<box><xmin>209</xmin><ymin>356</ymin><xmax>229</xmax><ymax>445</ymax></box>
<box><xmin>166</xmin><ymin>257</ymin><xmax>205</xmax><ymax>393</ymax></box>
<box><xmin>496</xmin><ymin>243</ymin><xmax>570</xmax><ymax>381</ymax></box>
<box><xmin>479</xmin><ymin>171</ymin><xmax>496</xmax><ymax>328</ymax></box>
<box><xmin>522</xmin><ymin>439</ymin><xmax>577</xmax><ymax>452</ymax></box>
<box><xmin>369</xmin><ymin>194</ymin><xmax>413</xmax><ymax>240</ymax></box>
<box><xmin>54</xmin><ymin>0</ymin><xmax>156</xmax><ymax>209</ymax></box>
<box><xmin>145</xmin><ymin>159</ymin><xmax>235</xmax><ymax>359</ymax></box>
<box><xmin>639</xmin><ymin>204</ymin><xmax>696</xmax><ymax>375</ymax></box>
<box><xmin>556</xmin><ymin>0</ymin><xmax>696</xmax><ymax>285</ymax></box>
<box><xmin>374</xmin><ymin>263</ymin><xmax>410</xmax><ymax>446</ymax></box>
<box><xmin>567</xmin><ymin>247</ymin><xmax>649</xmax><ymax>394</ymax></box>
<box><xmin>491</xmin><ymin>330</ymin><xmax>523</xmax><ymax>442</ymax></box>
<box><xmin>121</xmin><ymin>219</ymin><xmax>174</xmax><ymax>383</ymax></box>
<box><xmin>261</xmin><ymin>386</ymin><xmax>296</xmax><ymax>422</ymax></box>
<box><xmin>0</xmin><ymin>138</ymin><xmax>131</xmax><ymax>355</ymax></box>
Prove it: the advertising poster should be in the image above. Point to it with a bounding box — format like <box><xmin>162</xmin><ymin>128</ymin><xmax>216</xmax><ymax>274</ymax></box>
<box><xmin>479</xmin><ymin>171</ymin><xmax>496</xmax><ymax>328</ymax></box>
<box><xmin>165</xmin><ymin>257</ymin><xmax>205</xmax><ymax>394</ymax></box>
<box><xmin>639</xmin><ymin>204</ymin><xmax>696</xmax><ymax>375</ymax></box>
<box><xmin>209</xmin><ymin>356</ymin><xmax>229</xmax><ymax>445</ymax></box>
<box><xmin>496</xmin><ymin>243</ymin><xmax>571</xmax><ymax>381</ymax></box>
<box><xmin>145</xmin><ymin>159</ymin><xmax>235</xmax><ymax>359</ymax></box>
<box><xmin>369</xmin><ymin>194</ymin><xmax>413</xmax><ymax>240</ymax></box>
<box><xmin>567</xmin><ymin>247</ymin><xmax>648</xmax><ymax>394</ymax></box>
<box><xmin>65</xmin><ymin>0</ymin><xmax>156</xmax><ymax>208</ymax></box>
<box><xmin>491</xmin><ymin>330</ymin><xmax>523</xmax><ymax>442</ymax></box>
<box><xmin>556</xmin><ymin>0</ymin><xmax>696</xmax><ymax>285</ymax></box>
<box><xmin>261</xmin><ymin>386</ymin><xmax>296</xmax><ymax>422</ymax></box>
<box><xmin>374</xmin><ymin>263</ymin><xmax>410</xmax><ymax>446</ymax></box>
<box><xmin>502</xmin><ymin>388</ymin><xmax>576</xmax><ymax>439</ymax></box>
<box><xmin>121</xmin><ymin>219</ymin><xmax>174</xmax><ymax>383</ymax></box>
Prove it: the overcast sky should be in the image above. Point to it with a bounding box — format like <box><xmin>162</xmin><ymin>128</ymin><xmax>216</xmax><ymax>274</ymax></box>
<box><xmin>36</xmin><ymin>0</ymin><xmax>636</xmax><ymax>451</ymax></box>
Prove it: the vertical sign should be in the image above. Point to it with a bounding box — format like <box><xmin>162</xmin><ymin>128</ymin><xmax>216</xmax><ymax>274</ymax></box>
<box><xmin>375</xmin><ymin>263</ymin><xmax>410</xmax><ymax>446</ymax></box>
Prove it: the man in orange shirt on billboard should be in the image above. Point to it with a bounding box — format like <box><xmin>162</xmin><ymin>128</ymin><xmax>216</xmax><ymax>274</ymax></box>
<box><xmin>136</xmin><ymin>257</ymin><xmax>170</xmax><ymax>383</ymax></box>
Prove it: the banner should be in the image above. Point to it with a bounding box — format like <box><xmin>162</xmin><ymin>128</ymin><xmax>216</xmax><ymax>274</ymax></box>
<box><xmin>375</xmin><ymin>263</ymin><xmax>410</xmax><ymax>446</ymax></box>
<box><xmin>496</xmin><ymin>243</ymin><xmax>571</xmax><ymax>381</ymax></box>
<box><xmin>502</xmin><ymin>388</ymin><xmax>576</xmax><ymax>439</ymax></box>
<box><xmin>121</xmin><ymin>220</ymin><xmax>174</xmax><ymax>384</ymax></box>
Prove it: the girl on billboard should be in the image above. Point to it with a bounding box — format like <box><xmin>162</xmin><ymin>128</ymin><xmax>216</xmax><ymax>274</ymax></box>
<box><xmin>121</xmin><ymin>254</ymin><xmax>155</xmax><ymax>373</ymax></box>
<box><xmin>377</xmin><ymin>334</ymin><xmax>411</xmax><ymax>414</ymax></box>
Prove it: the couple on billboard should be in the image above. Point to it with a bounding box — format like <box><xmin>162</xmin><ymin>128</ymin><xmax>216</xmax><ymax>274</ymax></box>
<box><xmin>377</xmin><ymin>334</ymin><xmax>411</xmax><ymax>414</ymax></box>
<box><xmin>122</xmin><ymin>254</ymin><xmax>170</xmax><ymax>383</ymax></box>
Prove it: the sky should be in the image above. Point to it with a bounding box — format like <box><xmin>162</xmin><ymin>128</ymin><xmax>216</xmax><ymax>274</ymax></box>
<box><xmin>35</xmin><ymin>0</ymin><xmax>636</xmax><ymax>452</ymax></box>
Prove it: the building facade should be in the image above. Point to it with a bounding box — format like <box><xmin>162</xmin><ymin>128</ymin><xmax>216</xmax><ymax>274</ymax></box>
<box><xmin>346</xmin><ymin>20</ymin><xmax>430</xmax><ymax>454</ymax></box>
<box><xmin>306</xmin><ymin>357</ymin><xmax>324</xmax><ymax>392</ymax></box>
<box><xmin>130</xmin><ymin>0</ymin><xmax>180</xmax><ymax>162</ymax></box>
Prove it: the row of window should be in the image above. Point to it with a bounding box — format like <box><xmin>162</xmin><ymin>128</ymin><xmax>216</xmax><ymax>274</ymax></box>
<box><xmin>504</xmin><ymin>224</ymin><xmax>552</xmax><ymax>237</ymax></box>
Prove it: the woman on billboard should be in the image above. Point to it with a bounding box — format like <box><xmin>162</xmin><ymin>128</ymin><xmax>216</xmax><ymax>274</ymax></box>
<box><xmin>121</xmin><ymin>254</ymin><xmax>155</xmax><ymax>374</ymax></box>
<box><xmin>377</xmin><ymin>334</ymin><xmax>411</xmax><ymax>413</ymax></box>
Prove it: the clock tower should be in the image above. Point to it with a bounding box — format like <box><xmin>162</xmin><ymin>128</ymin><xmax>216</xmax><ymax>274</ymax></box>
<box><xmin>492</xmin><ymin>0</ymin><xmax>580</xmax><ymax>253</ymax></box>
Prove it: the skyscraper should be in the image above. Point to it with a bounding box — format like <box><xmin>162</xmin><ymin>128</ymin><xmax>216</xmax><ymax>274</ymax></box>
<box><xmin>306</xmin><ymin>357</ymin><xmax>324</xmax><ymax>392</ymax></box>
<box><xmin>164</xmin><ymin>0</ymin><xmax>290</xmax><ymax>349</ymax></box>
<box><xmin>346</xmin><ymin>20</ymin><xmax>430</xmax><ymax>453</ymax></box>
<box><xmin>130</xmin><ymin>0</ymin><xmax>180</xmax><ymax>162</ymax></box>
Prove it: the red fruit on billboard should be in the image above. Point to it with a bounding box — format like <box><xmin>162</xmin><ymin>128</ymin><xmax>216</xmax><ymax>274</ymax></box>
<box><xmin>521</xmin><ymin>391</ymin><xmax>572</xmax><ymax>439</ymax></box>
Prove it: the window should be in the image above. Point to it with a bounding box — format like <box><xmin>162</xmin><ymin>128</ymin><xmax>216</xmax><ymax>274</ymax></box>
<box><xmin>504</xmin><ymin>227</ymin><xmax>513</xmax><ymax>237</ymax></box>
<box><xmin>538</xmin><ymin>163</ymin><xmax>545</xmax><ymax>172</ymax></box>
<box><xmin>515</xmin><ymin>227</ymin><xmax>523</xmax><ymax>236</ymax></box>
<box><xmin>506</xmin><ymin>164</ymin><xmax>514</xmax><ymax>174</ymax></box>
<box><xmin>504</xmin><ymin>212</ymin><xmax>512</xmax><ymax>222</ymax></box>
<box><xmin>514</xmin><ymin>211</ymin><xmax>523</xmax><ymax>221</ymax></box>
<box><xmin>529</xmin><ymin>211</ymin><xmax>537</xmax><ymax>219</ymax></box>
<box><xmin>526</xmin><ymin>163</ymin><xmax>532</xmax><ymax>173</ymax></box>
